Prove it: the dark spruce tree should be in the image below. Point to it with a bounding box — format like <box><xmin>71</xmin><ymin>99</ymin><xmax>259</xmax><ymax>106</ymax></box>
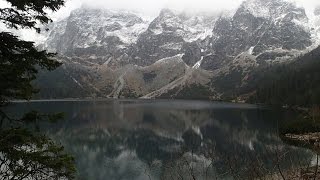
<box><xmin>0</xmin><ymin>0</ymin><xmax>76</xmax><ymax>179</ymax></box>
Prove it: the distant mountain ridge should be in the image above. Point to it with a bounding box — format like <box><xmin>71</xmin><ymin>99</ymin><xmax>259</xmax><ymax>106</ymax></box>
<box><xmin>35</xmin><ymin>0</ymin><xmax>320</xmax><ymax>99</ymax></box>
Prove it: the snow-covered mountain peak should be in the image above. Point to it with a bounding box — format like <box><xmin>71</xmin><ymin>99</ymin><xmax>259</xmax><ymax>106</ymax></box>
<box><xmin>67</xmin><ymin>7</ymin><xmax>148</xmax><ymax>37</ymax></box>
<box><xmin>148</xmin><ymin>8</ymin><xmax>184</xmax><ymax>35</ymax></box>
<box><xmin>235</xmin><ymin>0</ymin><xmax>314</xmax><ymax>43</ymax></box>
<box><xmin>159</xmin><ymin>8</ymin><xmax>177</xmax><ymax>18</ymax></box>
<box><xmin>241</xmin><ymin>0</ymin><xmax>307</xmax><ymax>22</ymax></box>
<box><xmin>42</xmin><ymin>8</ymin><xmax>150</xmax><ymax>55</ymax></box>
<box><xmin>311</xmin><ymin>7</ymin><xmax>320</xmax><ymax>45</ymax></box>
<box><xmin>147</xmin><ymin>8</ymin><xmax>217</xmax><ymax>42</ymax></box>
<box><xmin>315</xmin><ymin>7</ymin><xmax>320</xmax><ymax>16</ymax></box>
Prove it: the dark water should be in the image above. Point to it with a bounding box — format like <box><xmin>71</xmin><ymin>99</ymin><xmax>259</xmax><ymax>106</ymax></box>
<box><xmin>5</xmin><ymin>99</ymin><xmax>316</xmax><ymax>180</ymax></box>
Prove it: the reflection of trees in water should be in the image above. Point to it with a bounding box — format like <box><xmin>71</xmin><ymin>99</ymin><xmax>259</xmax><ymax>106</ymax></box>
<box><xmin>51</xmin><ymin>125</ymin><xmax>313</xmax><ymax>180</ymax></box>
<box><xmin>8</xmin><ymin>101</ymin><xmax>315</xmax><ymax>179</ymax></box>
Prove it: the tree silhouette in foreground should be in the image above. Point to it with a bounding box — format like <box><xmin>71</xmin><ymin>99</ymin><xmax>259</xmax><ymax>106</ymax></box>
<box><xmin>0</xmin><ymin>0</ymin><xmax>76</xmax><ymax>179</ymax></box>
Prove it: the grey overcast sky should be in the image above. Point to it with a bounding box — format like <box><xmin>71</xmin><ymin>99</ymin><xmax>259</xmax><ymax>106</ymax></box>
<box><xmin>50</xmin><ymin>0</ymin><xmax>244</xmax><ymax>19</ymax></box>
<box><xmin>50</xmin><ymin>0</ymin><xmax>320</xmax><ymax>19</ymax></box>
<box><xmin>1</xmin><ymin>0</ymin><xmax>320</xmax><ymax>20</ymax></box>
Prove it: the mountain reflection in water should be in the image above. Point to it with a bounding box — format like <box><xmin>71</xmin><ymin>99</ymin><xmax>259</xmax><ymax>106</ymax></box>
<box><xmin>6</xmin><ymin>100</ymin><xmax>314</xmax><ymax>180</ymax></box>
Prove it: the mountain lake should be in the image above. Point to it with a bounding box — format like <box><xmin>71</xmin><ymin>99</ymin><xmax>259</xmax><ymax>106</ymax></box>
<box><xmin>3</xmin><ymin>99</ymin><xmax>317</xmax><ymax>180</ymax></box>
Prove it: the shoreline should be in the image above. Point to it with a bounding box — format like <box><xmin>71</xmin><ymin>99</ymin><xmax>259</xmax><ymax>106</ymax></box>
<box><xmin>8</xmin><ymin>98</ymin><xmax>266</xmax><ymax>109</ymax></box>
<box><xmin>9</xmin><ymin>98</ymin><xmax>248</xmax><ymax>103</ymax></box>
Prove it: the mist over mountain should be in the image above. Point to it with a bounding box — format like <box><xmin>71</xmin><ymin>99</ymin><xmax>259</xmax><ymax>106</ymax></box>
<box><xmin>34</xmin><ymin>0</ymin><xmax>320</xmax><ymax>100</ymax></box>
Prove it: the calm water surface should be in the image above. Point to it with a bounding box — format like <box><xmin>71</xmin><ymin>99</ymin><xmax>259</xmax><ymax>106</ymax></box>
<box><xmin>5</xmin><ymin>99</ymin><xmax>315</xmax><ymax>180</ymax></box>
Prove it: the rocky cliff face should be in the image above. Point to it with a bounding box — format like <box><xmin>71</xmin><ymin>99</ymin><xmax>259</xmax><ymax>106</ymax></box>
<box><xmin>37</xmin><ymin>0</ymin><xmax>319</xmax><ymax>99</ymax></box>
<box><xmin>128</xmin><ymin>9</ymin><xmax>216</xmax><ymax>66</ymax></box>
<box><xmin>42</xmin><ymin>7</ymin><xmax>149</xmax><ymax>67</ymax></box>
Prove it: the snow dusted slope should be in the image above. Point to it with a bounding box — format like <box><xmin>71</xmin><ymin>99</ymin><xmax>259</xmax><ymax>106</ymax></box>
<box><xmin>200</xmin><ymin>0</ymin><xmax>313</xmax><ymax>70</ymax></box>
<box><xmin>181</xmin><ymin>16</ymin><xmax>215</xmax><ymax>42</ymax></box>
<box><xmin>244</xmin><ymin>0</ymin><xmax>306</xmax><ymax>19</ymax></box>
<box><xmin>128</xmin><ymin>8</ymin><xmax>218</xmax><ymax>66</ymax></box>
<box><xmin>310</xmin><ymin>6</ymin><xmax>320</xmax><ymax>46</ymax></box>
<box><xmin>243</xmin><ymin>0</ymin><xmax>320</xmax><ymax>48</ymax></box>
<box><xmin>41</xmin><ymin>19</ymin><xmax>67</xmax><ymax>53</ymax></box>
<box><xmin>147</xmin><ymin>9</ymin><xmax>216</xmax><ymax>42</ymax></box>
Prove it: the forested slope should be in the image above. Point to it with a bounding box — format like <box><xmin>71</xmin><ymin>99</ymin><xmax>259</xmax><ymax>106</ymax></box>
<box><xmin>244</xmin><ymin>46</ymin><xmax>320</xmax><ymax>106</ymax></box>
